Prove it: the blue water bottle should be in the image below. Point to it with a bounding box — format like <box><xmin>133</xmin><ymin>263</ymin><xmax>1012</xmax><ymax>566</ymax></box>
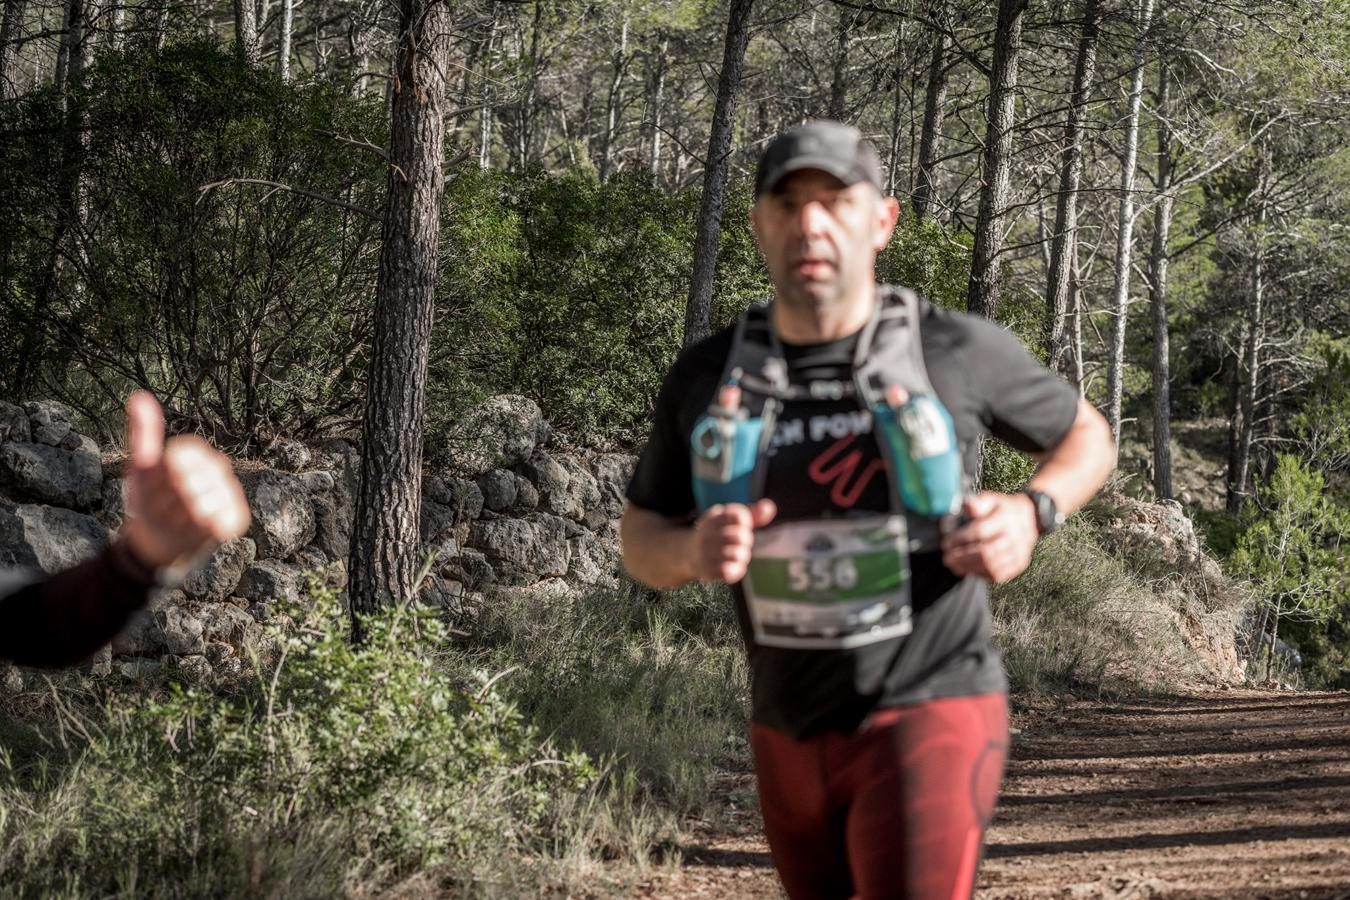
<box><xmin>873</xmin><ymin>384</ymin><xmax>962</xmax><ymax>517</ymax></box>
<box><xmin>691</xmin><ymin>383</ymin><xmax>764</xmax><ymax>511</ymax></box>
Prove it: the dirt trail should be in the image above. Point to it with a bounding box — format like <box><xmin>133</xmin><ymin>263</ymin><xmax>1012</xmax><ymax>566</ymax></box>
<box><xmin>636</xmin><ymin>690</ymin><xmax>1350</xmax><ymax>899</ymax></box>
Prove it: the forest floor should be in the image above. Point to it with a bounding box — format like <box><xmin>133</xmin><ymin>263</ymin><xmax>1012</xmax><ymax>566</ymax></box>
<box><xmin>632</xmin><ymin>689</ymin><xmax>1350</xmax><ymax>899</ymax></box>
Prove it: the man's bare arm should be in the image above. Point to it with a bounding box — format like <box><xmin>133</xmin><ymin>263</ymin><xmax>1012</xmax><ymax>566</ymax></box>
<box><xmin>1026</xmin><ymin>397</ymin><xmax>1116</xmax><ymax>518</ymax></box>
<box><xmin>621</xmin><ymin>505</ymin><xmax>699</xmax><ymax>589</ymax></box>
<box><xmin>942</xmin><ymin>398</ymin><xmax>1115</xmax><ymax>583</ymax></box>
<box><xmin>621</xmin><ymin>499</ymin><xmax>778</xmax><ymax>589</ymax></box>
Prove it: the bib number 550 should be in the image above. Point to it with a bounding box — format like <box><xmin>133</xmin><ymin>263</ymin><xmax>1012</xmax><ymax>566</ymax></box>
<box><xmin>786</xmin><ymin>557</ymin><xmax>859</xmax><ymax>593</ymax></box>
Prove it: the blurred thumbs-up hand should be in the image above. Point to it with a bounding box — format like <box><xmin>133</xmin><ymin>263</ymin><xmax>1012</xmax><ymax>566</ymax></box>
<box><xmin>119</xmin><ymin>391</ymin><xmax>250</xmax><ymax>573</ymax></box>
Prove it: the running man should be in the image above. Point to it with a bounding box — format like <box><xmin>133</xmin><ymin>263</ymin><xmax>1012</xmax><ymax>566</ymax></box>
<box><xmin>0</xmin><ymin>392</ymin><xmax>250</xmax><ymax>666</ymax></box>
<box><xmin>621</xmin><ymin>121</ymin><xmax>1114</xmax><ymax>899</ymax></box>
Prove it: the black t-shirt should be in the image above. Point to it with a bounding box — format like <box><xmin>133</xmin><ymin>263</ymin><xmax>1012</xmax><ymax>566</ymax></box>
<box><xmin>626</xmin><ymin>294</ymin><xmax>1080</xmax><ymax>739</ymax></box>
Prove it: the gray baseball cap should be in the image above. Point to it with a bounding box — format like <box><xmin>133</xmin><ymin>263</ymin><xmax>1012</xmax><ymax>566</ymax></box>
<box><xmin>754</xmin><ymin>120</ymin><xmax>884</xmax><ymax>198</ymax></box>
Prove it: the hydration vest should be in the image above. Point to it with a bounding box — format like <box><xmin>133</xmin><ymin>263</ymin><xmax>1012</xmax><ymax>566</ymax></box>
<box><xmin>690</xmin><ymin>285</ymin><xmax>967</xmax><ymax>547</ymax></box>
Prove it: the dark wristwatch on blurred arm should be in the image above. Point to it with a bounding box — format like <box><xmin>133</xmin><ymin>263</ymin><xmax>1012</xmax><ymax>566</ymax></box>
<box><xmin>1022</xmin><ymin>488</ymin><xmax>1065</xmax><ymax>536</ymax></box>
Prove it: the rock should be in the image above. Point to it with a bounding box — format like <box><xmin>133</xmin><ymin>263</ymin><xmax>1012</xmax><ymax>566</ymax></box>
<box><xmin>558</xmin><ymin>457</ymin><xmax>601</xmax><ymax>522</ymax></box>
<box><xmin>169</xmin><ymin>654</ymin><xmax>213</xmax><ymax>683</ymax></box>
<box><xmin>592</xmin><ymin>453</ymin><xmax>636</xmax><ymax>489</ymax></box>
<box><xmin>420</xmin><ymin>500</ymin><xmax>457</xmax><ymax>542</ymax></box>
<box><xmin>215</xmin><ymin>657</ymin><xmax>252</xmax><ymax>684</ymax></box>
<box><xmin>0</xmin><ymin>441</ymin><xmax>103</xmax><ymax>510</ymax></box>
<box><xmin>86</xmin><ymin>645</ymin><xmax>113</xmax><ymax>677</ymax></box>
<box><xmin>158</xmin><ymin>605</ymin><xmax>206</xmax><ymax>655</ymax></box>
<box><xmin>0</xmin><ymin>504</ymin><xmax>39</xmax><ymax>569</ymax></box>
<box><xmin>524</xmin><ymin>451</ymin><xmax>582</xmax><ymax>520</ymax></box>
<box><xmin>418</xmin><ymin>577</ymin><xmax>465</xmax><ymax>614</ymax></box>
<box><xmin>446</xmin><ymin>477</ymin><xmax>484</xmax><ymax>521</ymax></box>
<box><xmin>245</xmin><ymin>470</ymin><xmax>315</xmax><ymax>558</ymax></box>
<box><xmin>470</xmin><ymin>513</ymin><xmax>572</xmax><ymax>584</ymax></box>
<box><xmin>477</xmin><ymin>469</ymin><xmax>518</xmax><ymax>512</ymax></box>
<box><xmin>311</xmin><ymin>493</ymin><xmax>351</xmax><ymax>561</ymax></box>
<box><xmin>5</xmin><ymin>504</ymin><xmax>109</xmax><ymax>575</ymax></box>
<box><xmin>99</xmin><ymin>477</ymin><xmax>126</xmax><ymax>530</ymax></box>
<box><xmin>266</xmin><ymin>439</ymin><xmax>311</xmax><ymax>472</ymax></box>
<box><xmin>0</xmin><ymin>402</ymin><xmax>30</xmax><ymax>444</ymax></box>
<box><xmin>112</xmin><ymin>609</ymin><xmax>164</xmax><ymax>656</ymax></box>
<box><xmin>422</xmin><ymin>474</ymin><xmax>453</xmax><ymax>505</ymax></box>
<box><xmin>317</xmin><ymin>439</ymin><xmax>360</xmax><ymax>502</ymax></box>
<box><xmin>566</xmin><ymin>531</ymin><xmax>617</xmax><ymax>588</ymax></box>
<box><xmin>118</xmin><ymin>658</ymin><xmax>162</xmax><ymax>680</ymax></box>
<box><xmin>199</xmin><ymin>602</ymin><xmax>258</xmax><ymax>649</ymax></box>
<box><xmin>184</xmin><ymin>537</ymin><xmax>256</xmax><ymax>602</ymax></box>
<box><xmin>510</xmin><ymin>475</ymin><xmax>539</xmax><ymax>514</ymax></box>
<box><xmin>205</xmin><ymin>641</ymin><xmax>235</xmax><ymax>667</ymax></box>
<box><xmin>298</xmin><ymin>471</ymin><xmax>335</xmax><ymax>494</ymax></box>
<box><xmin>494</xmin><ymin>578</ymin><xmax>577</xmax><ymax>605</ymax></box>
<box><xmin>235</xmin><ymin>559</ymin><xmax>304</xmax><ymax>608</ymax></box>
<box><xmin>444</xmin><ymin>547</ymin><xmax>495</xmax><ymax>590</ymax></box>
<box><xmin>446</xmin><ymin>395</ymin><xmax>547</xmax><ymax>476</ymax></box>
<box><xmin>1</xmin><ymin>663</ymin><xmax>24</xmax><ymax>692</ymax></box>
<box><xmin>23</xmin><ymin>400</ymin><xmax>75</xmax><ymax>447</ymax></box>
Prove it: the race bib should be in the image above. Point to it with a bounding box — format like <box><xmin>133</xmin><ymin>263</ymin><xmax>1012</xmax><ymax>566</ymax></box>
<box><xmin>743</xmin><ymin>515</ymin><xmax>912</xmax><ymax>650</ymax></box>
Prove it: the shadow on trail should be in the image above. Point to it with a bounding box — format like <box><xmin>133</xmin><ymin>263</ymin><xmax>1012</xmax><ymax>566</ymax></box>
<box><xmin>1082</xmin><ymin>695</ymin><xmax>1350</xmax><ymax>719</ymax></box>
<box><xmin>1017</xmin><ymin>731</ymin><xmax>1350</xmax><ymax>762</ymax></box>
<box><xmin>681</xmin><ymin>845</ymin><xmax>776</xmax><ymax>869</ymax></box>
<box><xmin>999</xmin><ymin>773</ymin><xmax>1350</xmax><ymax>808</ymax></box>
<box><xmin>985</xmin><ymin>820</ymin><xmax>1350</xmax><ymax>859</ymax></box>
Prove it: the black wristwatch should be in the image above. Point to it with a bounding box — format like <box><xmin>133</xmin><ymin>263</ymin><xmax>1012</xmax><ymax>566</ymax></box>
<box><xmin>1023</xmin><ymin>488</ymin><xmax>1064</xmax><ymax>536</ymax></box>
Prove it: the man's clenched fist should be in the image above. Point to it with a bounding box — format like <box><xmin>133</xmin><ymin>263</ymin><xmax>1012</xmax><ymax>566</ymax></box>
<box><xmin>119</xmin><ymin>392</ymin><xmax>250</xmax><ymax>573</ymax></box>
<box><xmin>939</xmin><ymin>491</ymin><xmax>1039</xmax><ymax>583</ymax></box>
<box><xmin>690</xmin><ymin>499</ymin><xmax>778</xmax><ymax>583</ymax></box>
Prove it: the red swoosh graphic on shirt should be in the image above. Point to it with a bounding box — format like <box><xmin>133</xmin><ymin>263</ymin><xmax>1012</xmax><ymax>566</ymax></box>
<box><xmin>807</xmin><ymin>434</ymin><xmax>886</xmax><ymax>508</ymax></box>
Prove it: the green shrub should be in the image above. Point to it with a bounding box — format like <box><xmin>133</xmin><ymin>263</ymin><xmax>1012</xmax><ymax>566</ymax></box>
<box><xmin>0</xmin><ymin>586</ymin><xmax>593</xmax><ymax>898</ymax></box>
<box><xmin>991</xmin><ymin>513</ymin><xmax>1218</xmax><ymax>696</ymax></box>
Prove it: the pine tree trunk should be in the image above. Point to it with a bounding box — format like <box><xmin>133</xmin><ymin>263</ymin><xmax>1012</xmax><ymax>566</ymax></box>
<box><xmin>912</xmin><ymin>0</ymin><xmax>949</xmax><ymax>220</ymax></box>
<box><xmin>278</xmin><ymin>0</ymin><xmax>293</xmax><ymax>81</ymax></box>
<box><xmin>1149</xmin><ymin>61</ymin><xmax>1174</xmax><ymax>500</ymax></box>
<box><xmin>348</xmin><ymin>0</ymin><xmax>451</xmax><ymax>632</ymax></box>
<box><xmin>0</xmin><ymin>0</ymin><xmax>27</xmax><ymax>100</ymax></box>
<box><xmin>1226</xmin><ymin>331</ymin><xmax>1246</xmax><ymax>513</ymax></box>
<box><xmin>648</xmin><ymin>33</ymin><xmax>669</xmax><ymax>178</ymax></box>
<box><xmin>1231</xmin><ymin>238</ymin><xmax>1265</xmax><ymax>514</ymax></box>
<box><xmin>683</xmin><ymin>0</ymin><xmax>754</xmax><ymax>347</ymax></box>
<box><xmin>478</xmin><ymin>1</ymin><xmax>498</xmax><ymax>171</ymax></box>
<box><xmin>965</xmin><ymin>0</ymin><xmax>1027</xmax><ymax>320</ymax></box>
<box><xmin>885</xmin><ymin>21</ymin><xmax>907</xmax><ymax>197</ymax></box>
<box><xmin>598</xmin><ymin>11</ymin><xmax>629</xmax><ymax>182</ymax></box>
<box><xmin>1043</xmin><ymin>0</ymin><xmax>1100</xmax><ymax>371</ymax></box>
<box><xmin>1071</xmin><ymin>256</ymin><xmax>1086</xmax><ymax>392</ymax></box>
<box><xmin>1104</xmin><ymin>0</ymin><xmax>1155</xmax><ymax>454</ymax></box>
<box><xmin>233</xmin><ymin>0</ymin><xmax>259</xmax><ymax>64</ymax></box>
<box><xmin>827</xmin><ymin>7</ymin><xmax>855</xmax><ymax>120</ymax></box>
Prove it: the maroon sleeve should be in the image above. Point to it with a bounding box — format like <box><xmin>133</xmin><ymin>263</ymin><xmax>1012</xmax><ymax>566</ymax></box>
<box><xmin>0</xmin><ymin>541</ymin><xmax>156</xmax><ymax>668</ymax></box>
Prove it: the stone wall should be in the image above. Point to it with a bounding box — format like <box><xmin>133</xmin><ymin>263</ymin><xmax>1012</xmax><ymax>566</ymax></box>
<box><xmin>0</xmin><ymin>396</ymin><xmax>636</xmax><ymax>684</ymax></box>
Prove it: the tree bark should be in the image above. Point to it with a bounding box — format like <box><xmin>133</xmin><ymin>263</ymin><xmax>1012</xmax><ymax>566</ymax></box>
<box><xmin>683</xmin><ymin>0</ymin><xmax>754</xmax><ymax>347</ymax></box>
<box><xmin>1148</xmin><ymin>59</ymin><xmax>1174</xmax><ymax>500</ymax></box>
<box><xmin>1104</xmin><ymin>0</ymin><xmax>1155</xmax><ymax>454</ymax></box>
<box><xmin>278</xmin><ymin>0</ymin><xmax>293</xmax><ymax>81</ymax></box>
<box><xmin>648</xmin><ymin>32</ymin><xmax>669</xmax><ymax>178</ymax></box>
<box><xmin>348</xmin><ymin>0</ymin><xmax>451</xmax><ymax>632</ymax></box>
<box><xmin>0</xmin><ymin>0</ymin><xmax>27</xmax><ymax>100</ymax></box>
<box><xmin>912</xmin><ymin>0</ymin><xmax>950</xmax><ymax>220</ymax></box>
<box><xmin>598</xmin><ymin>10</ymin><xmax>629</xmax><ymax>181</ymax></box>
<box><xmin>1230</xmin><ymin>226</ymin><xmax>1265</xmax><ymax>514</ymax></box>
<box><xmin>478</xmin><ymin>1</ymin><xmax>498</xmax><ymax>171</ymax></box>
<box><xmin>1043</xmin><ymin>0</ymin><xmax>1100</xmax><ymax>371</ymax></box>
<box><xmin>964</xmin><ymin>0</ymin><xmax>1027</xmax><ymax>320</ymax></box>
<box><xmin>827</xmin><ymin>7</ymin><xmax>856</xmax><ymax>120</ymax></box>
<box><xmin>233</xmin><ymin>0</ymin><xmax>259</xmax><ymax>65</ymax></box>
